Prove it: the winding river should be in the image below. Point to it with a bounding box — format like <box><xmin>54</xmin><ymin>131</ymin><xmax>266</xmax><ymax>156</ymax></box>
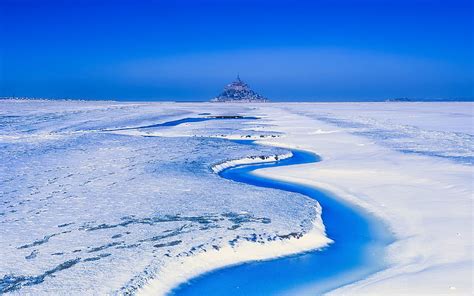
<box><xmin>171</xmin><ymin>140</ymin><xmax>392</xmax><ymax>295</ymax></box>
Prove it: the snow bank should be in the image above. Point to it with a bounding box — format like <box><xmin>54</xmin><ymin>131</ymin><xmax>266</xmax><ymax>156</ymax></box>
<box><xmin>137</xmin><ymin>203</ymin><xmax>331</xmax><ymax>296</ymax></box>
<box><xmin>250</xmin><ymin>103</ymin><xmax>473</xmax><ymax>295</ymax></box>
<box><xmin>137</xmin><ymin>151</ymin><xmax>331</xmax><ymax>295</ymax></box>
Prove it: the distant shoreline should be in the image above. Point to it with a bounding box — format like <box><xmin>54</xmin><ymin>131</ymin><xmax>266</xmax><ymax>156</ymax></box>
<box><xmin>1</xmin><ymin>97</ymin><xmax>474</xmax><ymax>103</ymax></box>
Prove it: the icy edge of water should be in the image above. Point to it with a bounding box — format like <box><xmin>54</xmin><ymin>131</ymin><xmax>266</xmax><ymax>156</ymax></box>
<box><xmin>137</xmin><ymin>204</ymin><xmax>331</xmax><ymax>296</ymax></box>
<box><xmin>136</xmin><ymin>153</ymin><xmax>331</xmax><ymax>296</ymax></box>
<box><xmin>211</xmin><ymin>153</ymin><xmax>293</xmax><ymax>173</ymax></box>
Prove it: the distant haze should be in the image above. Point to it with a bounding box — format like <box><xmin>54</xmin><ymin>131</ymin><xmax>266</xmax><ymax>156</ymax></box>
<box><xmin>1</xmin><ymin>0</ymin><xmax>473</xmax><ymax>101</ymax></box>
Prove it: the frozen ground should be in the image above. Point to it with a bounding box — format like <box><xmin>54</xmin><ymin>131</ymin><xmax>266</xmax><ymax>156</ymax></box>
<box><xmin>0</xmin><ymin>100</ymin><xmax>329</xmax><ymax>294</ymax></box>
<box><xmin>1</xmin><ymin>100</ymin><xmax>472</xmax><ymax>295</ymax></box>
<box><xmin>292</xmin><ymin>103</ymin><xmax>474</xmax><ymax>165</ymax></box>
<box><xmin>255</xmin><ymin>102</ymin><xmax>473</xmax><ymax>294</ymax></box>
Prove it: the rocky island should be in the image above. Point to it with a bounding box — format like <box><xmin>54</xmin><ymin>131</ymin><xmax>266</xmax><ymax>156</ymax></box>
<box><xmin>211</xmin><ymin>76</ymin><xmax>269</xmax><ymax>102</ymax></box>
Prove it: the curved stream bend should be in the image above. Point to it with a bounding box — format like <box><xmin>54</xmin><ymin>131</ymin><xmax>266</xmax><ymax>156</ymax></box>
<box><xmin>172</xmin><ymin>140</ymin><xmax>392</xmax><ymax>295</ymax></box>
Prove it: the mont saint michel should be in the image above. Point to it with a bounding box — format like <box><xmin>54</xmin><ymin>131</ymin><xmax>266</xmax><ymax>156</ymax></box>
<box><xmin>211</xmin><ymin>76</ymin><xmax>269</xmax><ymax>102</ymax></box>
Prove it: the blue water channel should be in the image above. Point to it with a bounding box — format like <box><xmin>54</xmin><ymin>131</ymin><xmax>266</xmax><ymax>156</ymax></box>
<box><xmin>107</xmin><ymin>116</ymin><xmax>259</xmax><ymax>131</ymax></box>
<box><xmin>171</xmin><ymin>140</ymin><xmax>393</xmax><ymax>295</ymax></box>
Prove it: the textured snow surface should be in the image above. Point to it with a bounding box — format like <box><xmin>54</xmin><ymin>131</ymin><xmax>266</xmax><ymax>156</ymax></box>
<box><xmin>295</xmin><ymin>103</ymin><xmax>474</xmax><ymax>165</ymax></box>
<box><xmin>1</xmin><ymin>100</ymin><xmax>472</xmax><ymax>295</ymax></box>
<box><xmin>255</xmin><ymin>102</ymin><xmax>473</xmax><ymax>295</ymax></box>
<box><xmin>0</xmin><ymin>100</ymin><xmax>325</xmax><ymax>294</ymax></box>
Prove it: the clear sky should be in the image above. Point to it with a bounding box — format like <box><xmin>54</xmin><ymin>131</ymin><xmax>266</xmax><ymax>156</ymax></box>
<box><xmin>1</xmin><ymin>0</ymin><xmax>473</xmax><ymax>101</ymax></box>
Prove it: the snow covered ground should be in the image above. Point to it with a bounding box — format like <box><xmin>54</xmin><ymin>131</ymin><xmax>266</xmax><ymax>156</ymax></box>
<box><xmin>1</xmin><ymin>100</ymin><xmax>472</xmax><ymax>295</ymax></box>
<box><xmin>0</xmin><ymin>100</ymin><xmax>328</xmax><ymax>295</ymax></box>
<box><xmin>254</xmin><ymin>102</ymin><xmax>473</xmax><ymax>295</ymax></box>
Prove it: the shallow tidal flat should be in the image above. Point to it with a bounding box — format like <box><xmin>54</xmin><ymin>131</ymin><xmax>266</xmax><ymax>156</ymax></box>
<box><xmin>1</xmin><ymin>100</ymin><xmax>472</xmax><ymax>295</ymax></box>
<box><xmin>0</xmin><ymin>101</ymin><xmax>326</xmax><ymax>294</ymax></box>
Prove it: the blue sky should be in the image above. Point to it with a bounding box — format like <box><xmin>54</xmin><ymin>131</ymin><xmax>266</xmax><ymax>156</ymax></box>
<box><xmin>1</xmin><ymin>0</ymin><xmax>473</xmax><ymax>101</ymax></box>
